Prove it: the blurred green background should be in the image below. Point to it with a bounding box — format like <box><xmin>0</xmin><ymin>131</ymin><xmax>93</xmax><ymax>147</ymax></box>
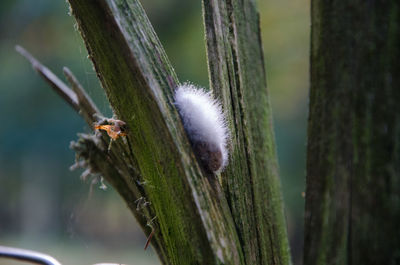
<box><xmin>0</xmin><ymin>0</ymin><xmax>309</xmax><ymax>264</ymax></box>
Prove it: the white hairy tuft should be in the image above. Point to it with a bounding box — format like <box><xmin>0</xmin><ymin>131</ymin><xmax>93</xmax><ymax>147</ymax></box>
<box><xmin>174</xmin><ymin>83</ymin><xmax>229</xmax><ymax>172</ymax></box>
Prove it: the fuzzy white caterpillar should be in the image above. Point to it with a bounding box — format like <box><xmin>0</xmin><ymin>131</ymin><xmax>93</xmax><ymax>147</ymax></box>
<box><xmin>174</xmin><ymin>83</ymin><xmax>229</xmax><ymax>173</ymax></box>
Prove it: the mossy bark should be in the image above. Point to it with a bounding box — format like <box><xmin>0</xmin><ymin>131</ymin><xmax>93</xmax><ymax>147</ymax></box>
<box><xmin>202</xmin><ymin>0</ymin><xmax>291</xmax><ymax>264</ymax></box>
<box><xmin>67</xmin><ymin>0</ymin><xmax>244</xmax><ymax>264</ymax></box>
<box><xmin>305</xmin><ymin>1</ymin><xmax>400</xmax><ymax>264</ymax></box>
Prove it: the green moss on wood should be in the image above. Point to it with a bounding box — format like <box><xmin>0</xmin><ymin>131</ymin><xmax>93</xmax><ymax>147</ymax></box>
<box><xmin>67</xmin><ymin>0</ymin><xmax>245</xmax><ymax>264</ymax></box>
<box><xmin>202</xmin><ymin>0</ymin><xmax>291</xmax><ymax>264</ymax></box>
<box><xmin>305</xmin><ymin>1</ymin><xmax>400</xmax><ymax>264</ymax></box>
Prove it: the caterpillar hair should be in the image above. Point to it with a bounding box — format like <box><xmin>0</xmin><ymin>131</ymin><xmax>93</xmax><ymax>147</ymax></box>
<box><xmin>174</xmin><ymin>83</ymin><xmax>229</xmax><ymax>173</ymax></box>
